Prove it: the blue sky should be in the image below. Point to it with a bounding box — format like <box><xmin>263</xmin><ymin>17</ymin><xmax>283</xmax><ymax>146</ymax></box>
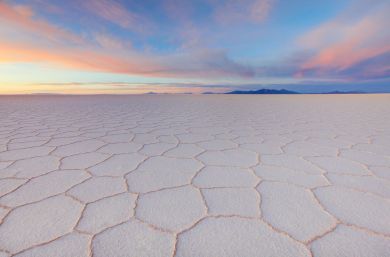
<box><xmin>0</xmin><ymin>0</ymin><xmax>389</xmax><ymax>94</ymax></box>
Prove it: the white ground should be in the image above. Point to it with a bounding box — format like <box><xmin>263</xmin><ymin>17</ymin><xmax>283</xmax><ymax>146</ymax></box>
<box><xmin>0</xmin><ymin>94</ymin><xmax>389</xmax><ymax>257</ymax></box>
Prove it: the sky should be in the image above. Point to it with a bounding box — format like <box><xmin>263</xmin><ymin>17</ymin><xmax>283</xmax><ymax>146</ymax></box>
<box><xmin>0</xmin><ymin>0</ymin><xmax>389</xmax><ymax>94</ymax></box>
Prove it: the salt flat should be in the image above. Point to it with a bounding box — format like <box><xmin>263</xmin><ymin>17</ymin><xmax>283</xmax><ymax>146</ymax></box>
<box><xmin>0</xmin><ymin>95</ymin><xmax>389</xmax><ymax>257</ymax></box>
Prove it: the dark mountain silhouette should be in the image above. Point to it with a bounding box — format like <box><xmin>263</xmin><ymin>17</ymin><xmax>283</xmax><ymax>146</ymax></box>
<box><xmin>322</xmin><ymin>91</ymin><xmax>365</xmax><ymax>94</ymax></box>
<box><xmin>225</xmin><ymin>88</ymin><xmax>300</xmax><ymax>94</ymax></box>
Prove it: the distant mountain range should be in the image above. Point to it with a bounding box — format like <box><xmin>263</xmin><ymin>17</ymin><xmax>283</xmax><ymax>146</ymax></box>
<box><xmin>321</xmin><ymin>91</ymin><xmax>364</xmax><ymax>94</ymax></box>
<box><xmin>225</xmin><ymin>89</ymin><xmax>299</xmax><ymax>94</ymax></box>
<box><xmin>202</xmin><ymin>88</ymin><xmax>368</xmax><ymax>95</ymax></box>
<box><xmin>120</xmin><ymin>89</ymin><xmax>371</xmax><ymax>95</ymax></box>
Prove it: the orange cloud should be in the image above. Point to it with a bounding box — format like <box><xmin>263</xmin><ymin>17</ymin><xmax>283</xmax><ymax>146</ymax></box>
<box><xmin>0</xmin><ymin>1</ymin><xmax>254</xmax><ymax>79</ymax></box>
<box><xmin>0</xmin><ymin>39</ymin><xmax>159</xmax><ymax>74</ymax></box>
<box><xmin>0</xmin><ymin>37</ymin><xmax>254</xmax><ymax>79</ymax></box>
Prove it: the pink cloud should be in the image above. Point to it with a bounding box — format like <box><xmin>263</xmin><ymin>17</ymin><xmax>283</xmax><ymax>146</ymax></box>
<box><xmin>164</xmin><ymin>0</ymin><xmax>195</xmax><ymax>21</ymax></box>
<box><xmin>0</xmin><ymin>36</ymin><xmax>252</xmax><ymax>79</ymax></box>
<box><xmin>93</xmin><ymin>33</ymin><xmax>132</xmax><ymax>50</ymax></box>
<box><xmin>0</xmin><ymin>1</ymin><xmax>254</xmax><ymax>79</ymax></box>
<box><xmin>250</xmin><ymin>0</ymin><xmax>274</xmax><ymax>22</ymax></box>
<box><xmin>298</xmin><ymin>2</ymin><xmax>390</xmax><ymax>77</ymax></box>
<box><xmin>0</xmin><ymin>2</ymin><xmax>82</xmax><ymax>43</ymax></box>
<box><xmin>81</xmin><ymin>0</ymin><xmax>151</xmax><ymax>33</ymax></box>
<box><xmin>214</xmin><ymin>0</ymin><xmax>274</xmax><ymax>24</ymax></box>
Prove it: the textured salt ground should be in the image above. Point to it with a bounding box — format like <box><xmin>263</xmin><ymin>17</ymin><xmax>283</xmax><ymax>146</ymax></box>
<box><xmin>0</xmin><ymin>94</ymin><xmax>390</xmax><ymax>257</ymax></box>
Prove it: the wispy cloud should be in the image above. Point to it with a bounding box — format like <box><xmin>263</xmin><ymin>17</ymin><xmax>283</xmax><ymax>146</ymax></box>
<box><xmin>80</xmin><ymin>0</ymin><xmax>151</xmax><ymax>33</ymax></box>
<box><xmin>214</xmin><ymin>0</ymin><xmax>274</xmax><ymax>24</ymax></box>
<box><xmin>297</xmin><ymin>0</ymin><xmax>390</xmax><ymax>79</ymax></box>
<box><xmin>1</xmin><ymin>0</ymin><xmax>388</xmax><ymax>94</ymax></box>
<box><xmin>0</xmin><ymin>36</ymin><xmax>253</xmax><ymax>79</ymax></box>
<box><xmin>0</xmin><ymin>1</ymin><xmax>254</xmax><ymax>79</ymax></box>
<box><xmin>0</xmin><ymin>1</ymin><xmax>82</xmax><ymax>43</ymax></box>
<box><xmin>93</xmin><ymin>32</ymin><xmax>131</xmax><ymax>50</ymax></box>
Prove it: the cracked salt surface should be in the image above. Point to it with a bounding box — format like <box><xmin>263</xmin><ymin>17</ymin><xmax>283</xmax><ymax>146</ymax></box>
<box><xmin>0</xmin><ymin>95</ymin><xmax>389</xmax><ymax>256</ymax></box>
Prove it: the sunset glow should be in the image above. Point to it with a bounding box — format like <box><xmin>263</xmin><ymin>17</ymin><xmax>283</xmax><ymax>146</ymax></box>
<box><xmin>0</xmin><ymin>0</ymin><xmax>389</xmax><ymax>94</ymax></box>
